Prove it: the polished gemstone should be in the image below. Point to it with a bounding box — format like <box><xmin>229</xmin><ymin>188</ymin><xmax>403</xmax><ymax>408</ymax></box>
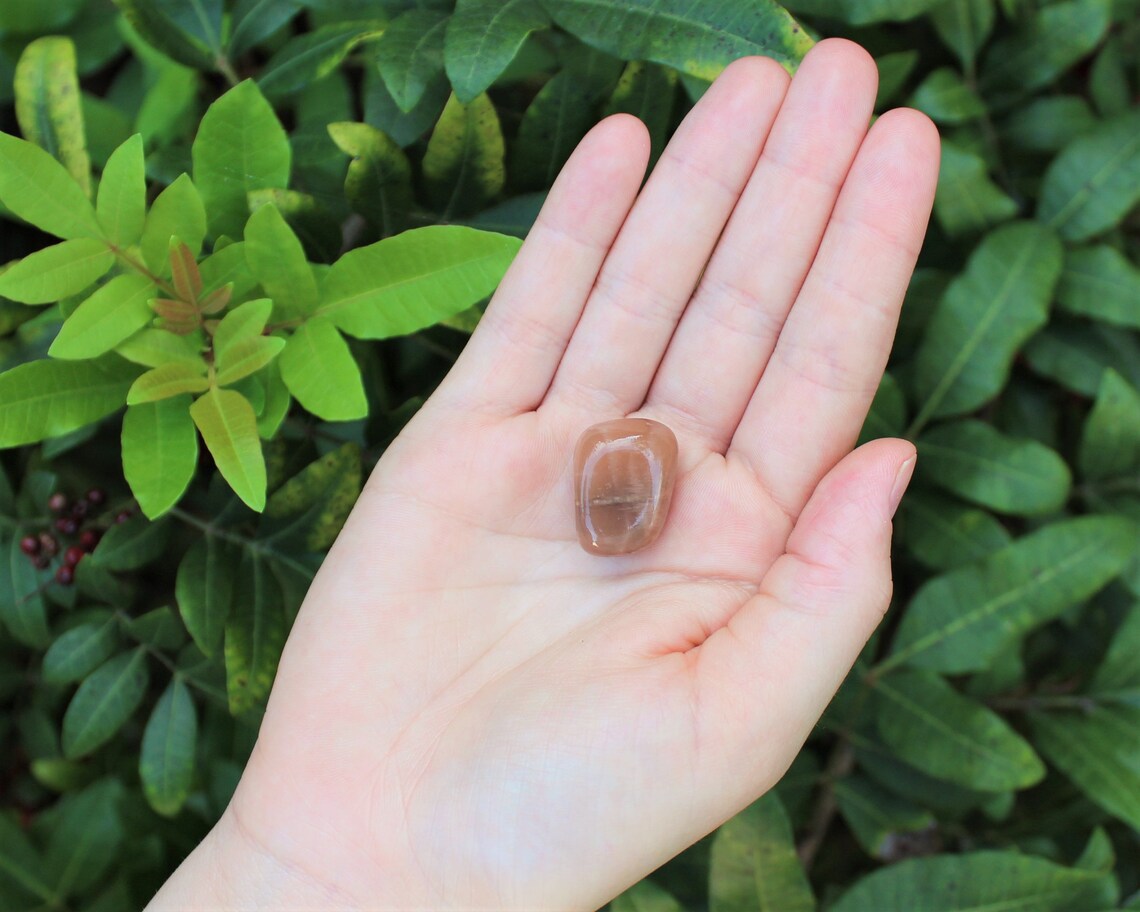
<box><xmin>574</xmin><ymin>418</ymin><xmax>678</xmax><ymax>555</ymax></box>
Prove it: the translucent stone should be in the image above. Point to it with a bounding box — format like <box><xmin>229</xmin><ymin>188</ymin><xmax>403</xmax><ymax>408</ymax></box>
<box><xmin>574</xmin><ymin>418</ymin><xmax>678</xmax><ymax>555</ymax></box>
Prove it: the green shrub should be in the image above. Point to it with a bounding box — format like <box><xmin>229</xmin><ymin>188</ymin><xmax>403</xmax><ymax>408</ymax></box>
<box><xmin>0</xmin><ymin>1</ymin><xmax>1137</xmax><ymax>909</ymax></box>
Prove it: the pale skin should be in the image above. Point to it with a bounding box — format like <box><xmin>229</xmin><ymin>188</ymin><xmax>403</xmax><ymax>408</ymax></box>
<box><xmin>147</xmin><ymin>39</ymin><xmax>940</xmax><ymax>911</ymax></box>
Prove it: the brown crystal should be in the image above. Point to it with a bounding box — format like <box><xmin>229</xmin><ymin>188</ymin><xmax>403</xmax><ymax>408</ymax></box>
<box><xmin>574</xmin><ymin>418</ymin><xmax>678</xmax><ymax>555</ymax></box>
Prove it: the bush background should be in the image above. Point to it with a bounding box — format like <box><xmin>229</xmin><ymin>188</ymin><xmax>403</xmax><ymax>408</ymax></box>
<box><xmin>0</xmin><ymin>1</ymin><xmax>1138</xmax><ymax>909</ymax></box>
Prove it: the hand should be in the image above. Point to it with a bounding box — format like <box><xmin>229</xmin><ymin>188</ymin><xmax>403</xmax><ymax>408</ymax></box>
<box><xmin>148</xmin><ymin>38</ymin><xmax>939</xmax><ymax>911</ymax></box>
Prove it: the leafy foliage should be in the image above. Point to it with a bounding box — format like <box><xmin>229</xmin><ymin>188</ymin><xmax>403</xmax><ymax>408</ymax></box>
<box><xmin>0</xmin><ymin>1</ymin><xmax>1137</xmax><ymax>910</ymax></box>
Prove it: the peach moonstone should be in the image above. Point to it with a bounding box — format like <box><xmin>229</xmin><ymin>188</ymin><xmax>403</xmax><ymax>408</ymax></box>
<box><xmin>574</xmin><ymin>418</ymin><xmax>678</xmax><ymax>555</ymax></box>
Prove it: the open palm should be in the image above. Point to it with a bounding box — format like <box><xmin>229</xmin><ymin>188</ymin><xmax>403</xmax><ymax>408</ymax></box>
<box><xmin>163</xmin><ymin>40</ymin><xmax>939</xmax><ymax>912</ymax></box>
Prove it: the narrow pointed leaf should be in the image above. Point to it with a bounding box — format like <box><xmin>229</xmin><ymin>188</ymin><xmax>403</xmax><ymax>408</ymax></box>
<box><xmin>0</xmin><ymin>355</ymin><xmax>138</xmax><ymax>448</ymax></box>
<box><xmin>0</xmin><ymin>131</ymin><xmax>101</xmax><ymax>239</ymax></box>
<box><xmin>328</xmin><ymin>121</ymin><xmax>413</xmax><ymax>236</ymax></box>
<box><xmin>190</xmin><ymin>387</ymin><xmax>267</xmax><ymax>511</ymax></box>
<box><xmin>224</xmin><ymin>553</ymin><xmax>285</xmax><ymax>714</ymax></box>
<box><xmin>0</xmin><ymin>238</ymin><xmax>113</xmax><ymax>304</ymax></box>
<box><xmin>122</xmin><ymin>397</ymin><xmax>199</xmax><ymax>518</ymax></box>
<box><xmin>899</xmin><ymin>490</ymin><xmax>1012</xmax><ymax>571</ymax></box>
<box><xmin>1057</xmin><ymin>244</ymin><xmax>1140</xmax><ymax>330</ymax></box>
<box><xmin>0</xmin><ymin>534</ymin><xmax>50</xmax><ymax>648</ymax></box>
<box><xmin>215</xmin><ymin>335</ymin><xmax>285</xmax><ymax>386</ymax></box>
<box><xmin>213</xmin><ymin>298</ymin><xmax>272</xmax><ymax>360</ymax></box>
<box><xmin>43</xmin><ymin>616</ymin><xmax>120</xmax><ymax>685</ymax></box>
<box><xmin>192</xmin><ymin>80</ymin><xmax>291</xmax><ymax>239</ymax></box>
<box><xmin>62</xmin><ymin>649</ymin><xmax>150</xmax><ymax>758</ymax></box>
<box><xmin>318</xmin><ymin>225</ymin><xmax>519</xmax><ymax>338</ymax></box>
<box><xmin>96</xmin><ymin>134</ymin><xmax>146</xmax><ymax>248</ymax></box>
<box><xmin>709</xmin><ymin>792</ymin><xmax>814</xmax><ymax>912</ymax></box>
<box><xmin>127</xmin><ymin>363</ymin><xmax>209</xmax><ymax>405</ymax></box>
<box><xmin>873</xmin><ymin>670</ymin><xmax>1044</xmax><ymax>790</ymax></box>
<box><xmin>14</xmin><ymin>36</ymin><xmax>90</xmax><ymax>196</ymax></box>
<box><xmin>229</xmin><ymin>0</ymin><xmax>304</xmax><ymax>57</ymax></box>
<box><xmin>90</xmin><ymin>516</ymin><xmax>172</xmax><ymax>571</ymax></box>
<box><xmin>376</xmin><ymin>9</ymin><xmax>448</xmax><ymax>112</ymax></box>
<box><xmin>243</xmin><ymin>203</ymin><xmax>318</xmax><ymax>318</ymax></box>
<box><xmin>445</xmin><ymin>0</ymin><xmax>550</xmax><ymax>102</ymax></box>
<box><xmin>176</xmin><ymin>536</ymin><xmax>238</xmax><ymax>658</ymax></box>
<box><xmin>930</xmin><ymin>0</ymin><xmax>994</xmax><ymax>69</ymax></box>
<box><xmin>833</xmin><ymin>776</ymin><xmax>936</xmax><ymax>859</ymax></box>
<box><xmin>140</xmin><ymin>174</ymin><xmax>207</xmax><ymax>273</ymax></box>
<box><xmin>1090</xmin><ymin>603</ymin><xmax>1140</xmax><ymax>696</ymax></box>
<box><xmin>932</xmin><ymin>141</ymin><xmax>1017</xmax><ymax>237</ymax></box>
<box><xmin>41</xmin><ymin>779</ymin><xmax>124</xmax><ymax>896</ymax></box>
<box><xmin>116</xmin><ymin>0</ymin><xmax>220</xmax><ymax>69</ymax></box>
<box><xmin>883</xmin><ymin>516</ymin><xmax>1137</xmax><ymax>674</ymax></box>
<box><xmin>278</xmin><ymin>316</ymin><xmax>367</xmax><ymax>421</ymax></box>
<box><xmin>423</xmin><ymin>93</ymin><xmax>505</xmax><ymax>217</ymax></box>
<box><xmin>258</xmin><ymin>21</ymin><xmax>383</xmax><ymax>99</ymax></box>
<box><xmin>139</xmin><ymin>677</ymin><xmax>197</xmax><ymax>817</ymax></box>
<box><xmin>1079</xmin><ymin>370</ymin><xmax>1140</xmax><ymax>481</ymax></box>
<box><xmin>263</xmin><ymin>442</ymin><xmax>362</xmax><ymax>551</ymax></box>
<box><xmin>544</xmin><ymin>0</ymin><xmax>812</xmax><ymax>78</ymax></box>
<box><xmin>604</xmin><ymin>61</ymin><xmax>677</xmax><ymax>163</ymax></box>
<box><xmin>49</xmin><ymin>274</ymin><xmax>154</xmax><ymax>359</ymax></box>
<box><xmin>912</xmin><ymin>222</ymin><xmax>1062</xmax><ymax>428</ymax></box>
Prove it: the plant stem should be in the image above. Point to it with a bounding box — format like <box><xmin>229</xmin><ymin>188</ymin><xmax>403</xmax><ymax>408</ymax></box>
<box><xmin>111</xmin><ymin>245</ymin><xmax>177</xmax><ymax>298</ymax></box>
<box><xmin>797</xmin><ymin>738</ymin><xmax>855</xmax><ymax>871</ymax></box>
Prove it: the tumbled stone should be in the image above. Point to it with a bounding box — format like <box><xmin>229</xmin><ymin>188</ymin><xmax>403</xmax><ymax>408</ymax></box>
<box><xmin>574</xmin><ymin>418</ymin><xmax>678</xmax><ymax>555</ymax></box>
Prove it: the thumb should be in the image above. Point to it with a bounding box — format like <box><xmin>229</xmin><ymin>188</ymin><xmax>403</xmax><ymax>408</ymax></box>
<box><xmin>700</xmin><ymin>438</ymin><xmax>915</xmax><ymax>778</ymax></box>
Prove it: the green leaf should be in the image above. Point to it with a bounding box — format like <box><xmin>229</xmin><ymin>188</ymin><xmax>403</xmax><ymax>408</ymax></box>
<box><xmin>49</xmin><ymin>274</ymin><xmax>154</xmax><ymax>359</ymax></box>
<box><xmin>1057</xmin><ymin>244</ymin><xmax>1140</xmax><ymax>330</ymax></box>
<box><xmin>319</xmin><ymin>225</ymin><xmax>520</xmax><ymax>339</ymax></box>
<box><xmin>445</xmin><ymin>0</ymin><xmax>550</xmax><ymax>102</ymax></box>
<box><xmin>883</xmin><ymin>516</ymin><xmax>1137</xmax><ymax>674</ymax></box>
<box><xmin>258</xmin><ymin>20</ymin><xmax>384</xmax><ymax>100</ymax></box>
<box><xmin>909</xmin><ymin>69</ymin><xmax>985</xmax><ymax>125</ymax></box>
<box><xmin>0</xmin><ymin>812</ymin><xmax>52</xmax><ymax>905</ymax></box>
<box><xmin>980</xmin><ymin>0</ymin><xmax>1111</xmax><ymax>100</ymax></box>
<box><xmin>247</xmin><ymin>187</ymin><xmax>343</xmax><ymax>264</ymax></box>
<box><xmin>0</xmin><ymin>131</ymin><xmax>101</xmax><ymax>239</ymax></box>
<box><xmin>224</xmin><ymin>552</ymin><xmax>285</xmax><ymax>714</ymax></box>
<box><xmin>263</xmin><ymin>442</ymin><xmax>362</xmax><ymax>551</ymax></box>
<box><xmin>1038</xmin><ymin>110</ymin><xmax>1140</xmax><ymax>242</ymax></box>
<box><xmin>709</xmin><ymin>792</ymin><xmax>814</xmax><ymax>912</ymax></box>
<box><xmin>140</xmin><ymin>173</ymin><xmax>207</xmax><ymax>274</ymax></box>
<box><xmin>139</xmin><ymin>676</ymin><xmax>197</xmax><ymax>817</ymax></box>
<box><xmin>423</xmin><ymin>92</ymin><xmax>505</xmax><ymax>217</ymax></box>
<box><xmin>115</xmin><ymin>0</ymin><xmax>220</xmax><ymax>70</ymax></box>
<box><xmin>911</xmin><ymin>221</ymin><xmax>1062</xmax><ymax>429</ymax></box>
<box><xmin>363</xmin><ymin>62</ymin><xmax>451</xmax><ymax>148</ymax></box>
<box><xmin>833</xmin><ymin>775</ymin><xmax>936</xmax><ymax>859</ymax></box>
<box><xmin>62</xmin><ymin>649</ymin><xmax>149</xmax><ymax>758</ymax></box>
<box><xmin>135</xmin><ymin>63</ymin><xmax>199</xmax><ymax>150</ymax></box>
<box><xmin>930</xmin><ymin>0</ymin><xmax>994</xmax><ymax>69</ymax></box>
<box><xmin>858</xmin><ymin>372</ymin><xmax>906</xmax><ymax>445</ymax></box>
<box><xmin>0</xmin><ymin>355</ymin><xmax>138</xmax><ymax>448</ymax></box>
<box><xmin>932</xmin><ymin>141</ymin><xmax>1017</xmax><ymax>238</ymax></box>
<box><xmin>830</xmin><ymin>850</ymin><xmax>1114</xmax><ymax>912</ymax></box>
<box><xmin>1032</xmin><ymin>706</ymin><xmax>1140</xmax><ymax>832</ymax></box>
<box><xmin>127</xmin><ymin>362</ymin><xmax>210</xmax><ymax>405</ymax></box>
<box><xmin>191</xmin><ymin>80</ymin><xmax>291</xmax><ymax>239</ymax></box>
<box><xmin>215</xmin><ymin>335</ymin><xmax>285</xmax><ymax>387</ymax></box>
<box><xmin>95</xmin><ymin>134</ymin><xmax>146</xmax><ymax>248</ymax></box>
<box><xmin>257</xmin><ymin>359</ymin><xmax>291</xmax><ymax>438</ymax></box>
<box><xmin>278</xmin><ymin>316</ymin><xmax>367</xmax><ymax>422</ymax></box>
<box><xmin>916</xmin><ymin>420</ymin><xmax>1070</xmax><ymax>515</ymax></box>
<box><xmin>376</xmin><ymin>9</ymin><xmax>449</xmax><ymax>112</ymax></box>
<box><xmin>0</xmin><ymin>534</ymin><xmax>50</xmax><ymax>648</ymax></box>
<box><xmin>41</xmin><ymin>779</ymin><xmax>124</xmax><ymax>897</ymax></box>
<box><xmin>43</xmin><ymin>616</ymin><xmax>120</xmax><ymax>685</ymax></box>
<box><xmin>14</xmin><ymin>37</ymin><xmax>90</xmax><ymax>196</ymax></box>
<box><xmin>1024</xmin><ymin>321</ymin><xmax>1140</xmax><ymax>397</ymax></box>
<box><xmin>513</xmin><ymin>49</ymin><xmax>620</xmax><ymax>191</ymax></box>
<box><xmin>126</xmin><ymin>606</ymin><xmax>186</xmax><ymax>650</ymax></box>
<box><xmin>176</xmin><ymin>536</ymin><xmax>238</xmax><ymax>658</ymax></box>
<box><xmin>1079</xmin><ymin>370</ymin><xmax>1140</xmax><ymax>481</ymax></box>
<box><xmin>229</xmin><ymin>0</ymin><xmax>304</xmax><ymax>57</ymax></box>
<box><xmin>899</xmin><ymin>490</ymin><xmax>1012</xmax><ymax>571</ymax></box>
<box><xmin>1090</xmin><ymin>602</ymin><xmax>1140</xmax><ymax>696</ymax></box>
<box><xmin>604</xmin><ymin>61</ymin><xmax>678</xmax><ymax>164</ymax></box>
<box><xmin>243</xmin><ymin>203</ymin><xmax>319</xmax><ymax>318</ymax></box>
<box><xmin>610</xmin><ymin>879</ymin><xmax>685</xmax><ymax>912</ymax></box>
<box><xmin>328</xmin><ymin>121</ymin><xmax>413</xmax><ymax>236</ymax></box>
<box><xmin>1089</xmin><ymin>36</ymin><xmax>1129</xmax><ymax>117</ymax></box>
<box><xmin>545</xmin><ymin>0</ymin><xmax>813</xmax><ymax>78</ymax></box>
<box><xmin>873</xmin><ymin>669</ymin><xmax>1044</xmax><ymax>791</ymax></box>
<box><xmin>1000</xmin><ymin>95</ymin><xmax>1096</xmax><ymax>154</ymax></box>
<box><xmin>190</xmin><ymin>387</ymin><xmax>267</xmax><ymax>511</ymax></box>
<box><xmin>0</xmin><ymin>0</ymin><xmax>86</xmax><ymax>32</ymax></box>
<box><xmin>122</xmin><ymin>396</ymin><xmax>199</xmax><ymax>518</ymax></box>
<box><xmin>0</xmin><ymin>237</ymin><xmax>113</xmax><ymax>304</ymax></box>
<box><xmin>212</xmin><ymin>298</ymin><xmax>271</xmax><ymax>361</ymax></box>
<box><xmin>91</xmin><ymin>515</ymin><xmax>172</xmax><ymax>571</ymax></box>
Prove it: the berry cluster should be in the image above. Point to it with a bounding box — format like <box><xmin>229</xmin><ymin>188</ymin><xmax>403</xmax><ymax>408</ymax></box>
<box><xmin>17</xmin><ymin>488</ymin><xmax>128</xmax><ymax>586</ymax></box>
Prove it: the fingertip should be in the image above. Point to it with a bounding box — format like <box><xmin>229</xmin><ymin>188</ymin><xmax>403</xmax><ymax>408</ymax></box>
<box><xmin>800</xmin><ymin>37</ymin><xmax>879</xmax><ymax>98</ymax></box>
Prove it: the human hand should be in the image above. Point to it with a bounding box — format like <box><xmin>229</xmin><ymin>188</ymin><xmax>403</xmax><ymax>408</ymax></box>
<box><xmin>148</xmin><ymin>38</ymin><xmax>939</xmax><ymax>912</ymax></box>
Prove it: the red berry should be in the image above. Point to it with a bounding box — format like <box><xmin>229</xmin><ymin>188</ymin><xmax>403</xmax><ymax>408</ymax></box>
<box><xmin>54</xmin><ymin>565</ymin><xmax>74</xmax><ymax>586</ymax></box>
<box><xmin>63</xmin><ymin>546</ymin><xmax>84</xmax><ymax>567</ymax></box>
<box><xmin>48</xmin><ymin>493</ymin><xmax>68</xmax><ymax>513</ymax></box>
<box><xmin>55</xmin><ymin>517</ymin><xmax>78</xmax><ymax>536</ymax></box>
<box><xmin>79</xmin><ymin>529</ymin><xmax>101</xmax><ymax>552</ymax></box>
<box><xmin>19</xmin><ymin>536</ymin><xmax>40</xmax><ymax>556</ymax></box>
<box><xmin>85</xmin><ymin>488</ymin><xmax>106</xmax><ymax>506</ymax></box>
<box><xmin>115</xmin><ymin>511</ymin><xmax>131</xmax><ymax>525</ymax></box>
<box><xmin>70</xmin><ymin>500</ymin><xmax>88</xmax><ymax>519</ymax></box>
<box><xmin>38</xmin><ymin>533</ymin><xmax>59</xmax><ymax>556</ymax></box>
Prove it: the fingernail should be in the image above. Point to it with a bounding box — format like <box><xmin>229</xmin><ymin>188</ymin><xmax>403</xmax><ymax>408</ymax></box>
<box><xmin>889</xmin><ymin>455</ymin><xmax>916</xmax><ymax>517</ymax></box>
